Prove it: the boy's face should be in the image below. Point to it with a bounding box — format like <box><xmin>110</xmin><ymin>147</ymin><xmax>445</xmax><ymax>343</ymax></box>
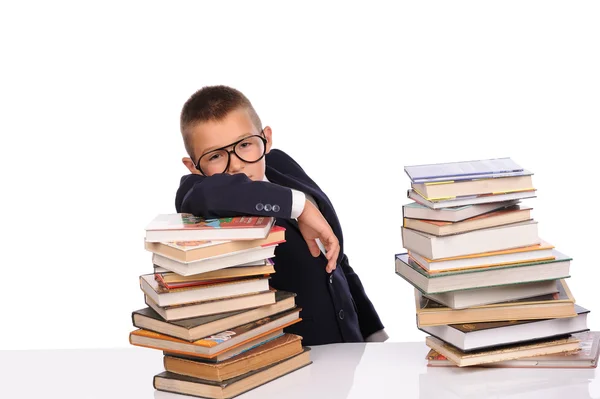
<box><xmin>182</xmin><ymin>108</ymin><xmax>273</xmax><ymax>181</ymax></box>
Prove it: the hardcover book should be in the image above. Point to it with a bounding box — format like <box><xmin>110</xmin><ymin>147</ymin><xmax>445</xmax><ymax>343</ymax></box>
<box><xmin>145</xmin><ymin>214</ymin><xmax>275</xmax><ymax>242</ymax></box>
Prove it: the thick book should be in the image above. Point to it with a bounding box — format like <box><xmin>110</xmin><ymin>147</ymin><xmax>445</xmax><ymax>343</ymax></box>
<box><xmin>423</xmin><ymin>280</ymin><xmax>559</xmax><ymax>309</ymax></box>
<box><xmin>419</xmin><ymin>304</ymin><xmax>589</xmax><ymax>351</ymax></box>
<box><xmin>426</xmin><ymin>331</ymin><xmax>600</xmax><ymax>368</ymax></box>
<box><xmin>154</xmin><ymin>259</ymin><xmax>269</xmax><ymax>275</ymax></box>
<box><xmin>165</xmin><ymin>330</ymin><xmax>286</xmax><ymax>363</ymax></box>
<box><xmin>154</xmin><ymin>348</ymin><xmax>312</xmax><ymax>399</ymax></box>
<box><xmin>163</xmin><ymin>333</ymin><xmax>304</xmax><ymax>382</ymax></box>
<box><xmin>132</xmin><ymin>291</ymin><xmax>296</xmax><ymax>341</ymax></box>
<box><xmin>395</xmin><ymin>251</ymin><xmax>571</xmax><ymax>294</ymax></box>
<box><xmin>403</xmin><ymin>205</ymin><xmax>532</xmax><ymax>236</ymax></box>
<box><xmin>155</xmin><ymin>263</ymin><xmax>275</xmax><ymax>289</ymax></box>
<box><xmin>144</xmin><ymin>291</ymin><xmax>276</xmax><ymax>321</ymax></box>
<box><xmin>415</xmin><ymin>279</ymin><xmax>576</xmax><ymax>327</ymax></box>
<box><xmin>401</xmin><ymin>220</ymin><xmax>540</xmax><ymax>259</ymax></box>
<box><xmin>129</xmin><ymin>308</ymin><xmax>301</xmax><ymax>358</ymax></box>
<box><xmin>145</xmin><ymin>214</ymin><xmax>275</xmax><ymax>242</ymax></box>
<box><xmin>412</xmin><ymin>174</ymin><xmax>534</xmax><ymax>201</ymax></box>
<box><xmin>152</xmin><ymin>245</ymin><xmax>277</xmax><ymax>276</ymax></box>
<box><xmin>145</xmin><ymin>226</ymin><xmax>285</xmax><ymax>263</ymax></box>
<box><xmin>410</xmin><ymin>241</ymin><xmax>555</xmax><ymax>273</ymax></box>
<box><xmin>425</xmin><ymin>335</ymin><xmax>581</xmax><ymax>367</ymax></box>
<box><xmin>139</xmin><ymin>273</ymin><xmax>270</xmax><ymax>307</ymax></box>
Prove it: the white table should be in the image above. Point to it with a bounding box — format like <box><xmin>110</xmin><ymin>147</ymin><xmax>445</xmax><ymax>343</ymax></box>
<box><xmin>1</xmin><ymin>342</ymin><xmax>598</xmax><ymax>398</ymax></box>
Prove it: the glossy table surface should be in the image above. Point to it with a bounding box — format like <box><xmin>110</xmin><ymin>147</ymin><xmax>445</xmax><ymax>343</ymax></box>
<box><xmin>1</xmin><ymin>342</ymin><xmax>598</xmax><ymax>398</ymax></box>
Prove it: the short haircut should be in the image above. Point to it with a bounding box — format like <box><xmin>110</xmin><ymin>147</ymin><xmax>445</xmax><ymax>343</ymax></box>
<box><xmin>180</xmin><ymin>85</ymin><xmax>262</xmax><ymax>160</ymax></box>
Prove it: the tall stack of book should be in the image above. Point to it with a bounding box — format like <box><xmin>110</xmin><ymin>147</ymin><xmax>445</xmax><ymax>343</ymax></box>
<box><xmin>396</xmin><ymin>158</ymin><xmax>595</xmax><ymax>368</ymax></box>
<box><xmin>129</xmin><ymin>213</ymin><xmax>312</xmax><ymax>398</ymax></box>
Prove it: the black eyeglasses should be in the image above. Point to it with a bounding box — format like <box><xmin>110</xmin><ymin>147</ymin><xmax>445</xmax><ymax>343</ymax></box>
<box><xmin>195</xmin><ymin>132</ymin><xmax>267</xmax><ymax>176</ymax></box>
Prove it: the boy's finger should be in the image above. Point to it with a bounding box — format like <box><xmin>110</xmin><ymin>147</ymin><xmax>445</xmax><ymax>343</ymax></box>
<box><xmin>323</xmin><ymin>234</ymin><xmax>337</xmax><ymax>249</ymax></box>
<box><xmin>327</xmin><ymin>258</ymin><xmax>335</xmax><ymax>273</ymax></box>
<box><xmin>326</xmin><ymin>244</ymin><xmax>338</xmax><ymax>261</ymax></box>
<box><xmin>326</xmin><ymin>245</ymin><xmax>338</xmax><ymax>272</ymax></box>
<box><xmin>326</xmin><ymin>259</ymin><xmax>336</xmax><ymax>273</ymax></box>
<box><xmin>306</xmin><ymin>239</ymin><xmax>321</xmax><ymax>257</ymax></box>
<box><xmin>325</xmin><ymin>248</ymin><xmax>333</xmax><ymax>260</ymax></box>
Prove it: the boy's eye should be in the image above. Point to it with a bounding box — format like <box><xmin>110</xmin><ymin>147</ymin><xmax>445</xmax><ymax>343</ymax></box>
<box><xmin>239</xmin><ymin>142</ymin><xmax>252</xmax><ymax>149</ymax></box>
<box><xmin>208</xmin><ymin>153</ymin><xmax>222</xmax><ymax>162</ymax></box>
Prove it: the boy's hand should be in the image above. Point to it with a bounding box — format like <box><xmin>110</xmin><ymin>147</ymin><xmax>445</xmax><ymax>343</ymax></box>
<box><xmin>297</xmin><ymin>200</ymin><xmax>340</xmax><ymax>273</ymax></box>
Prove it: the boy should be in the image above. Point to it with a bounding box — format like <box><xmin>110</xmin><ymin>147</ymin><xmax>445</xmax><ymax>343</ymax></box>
<box><xmin>175</xmin><ymin>85</ymin><xmax>387</xmax><ymax>345</ymax></box>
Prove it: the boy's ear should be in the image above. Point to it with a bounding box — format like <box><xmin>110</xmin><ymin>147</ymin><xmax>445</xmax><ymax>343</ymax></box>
<box><xmin>263</xmin><ymin>126</ymin><xmax>273</xmax><ymax>154</ymax></box>
<box><xmin>182</xmin><ymin>157</ymin><xmax>201</xmax><ymax>174</ymax></box>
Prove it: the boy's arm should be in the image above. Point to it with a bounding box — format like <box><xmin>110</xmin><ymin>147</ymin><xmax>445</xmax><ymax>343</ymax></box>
<box><xmin>176</xmin><ymin>173</ymin><xmax>340</xmax><ymax>272</ymax></box>
<box><xmin>339</xmin><ymin>254</ymin><xmax>386</xmax><ymax>340</ymax></box>
<box><xmin>176</xmin><ymin>173</ymin><xmax>305</xmax><ymax>219</ymax></box>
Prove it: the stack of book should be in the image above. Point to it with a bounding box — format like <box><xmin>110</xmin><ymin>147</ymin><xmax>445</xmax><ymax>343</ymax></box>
<box><xmin>129</xmin><ymin>213</ymin><xmax>312</xmax><ymax>398</ymax></box>
<box><xmin>396</xmin><ymin>158</ymin><xmax>595</xmax><ymax>368</ymax></box>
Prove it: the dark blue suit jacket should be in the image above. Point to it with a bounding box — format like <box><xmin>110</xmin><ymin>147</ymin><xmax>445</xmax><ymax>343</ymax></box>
<box><xmin>175</xmin><ymin>149</ymin><xmax>384</xmax><ymax>345</ymax></box>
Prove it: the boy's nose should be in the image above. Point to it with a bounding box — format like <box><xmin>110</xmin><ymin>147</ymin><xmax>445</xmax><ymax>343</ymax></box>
<box><xmin>228</xmin><ymin>153</ymin><xmax>245</xmax><ymax>174</ymax></box>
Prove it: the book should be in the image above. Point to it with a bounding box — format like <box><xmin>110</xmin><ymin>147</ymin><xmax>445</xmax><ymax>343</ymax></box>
<box><xmin>154</xmin><ymin>349</ymin><xmax>312</xmax><ymax>399</ymax></box>
<box><xmin>403</xmin><ymin>205</ymin><xmax>532</xmax><ymax>236</ymax></box>
<box><xmin>155</xmin><ymin>263</ymin><xmax>275</xmax><ymax>289</ymax></box>
<box><xmin>404</xmin><ymin>157</ymin><xmax>524</xmax><ymax>183</ymax></box>
<box><xmin>139</xmin><ymin>274</ymin><xmax>271</xmax><ymax>307</ymax></box>
<box><xmin>145</xmin><ymin>226</ymin><xmax>285</xmax><ymax>263</ymax></box>
<box><xmin>419</xmin><ymin>304</ymin><xmax>589</xmax><ymax>351</ymax></box>
<box><xmin>415</xmin><ymin>279</ymin><xmax>576</xmax><ymax>327</ymax></box>
<box><xmin>412</xmin><ymin>174</ymin><xmax>534</xmax><ymax>200</ymax></box>
<box><xmin>153</xmin><ymin>259</ymin><xmax>271</xmax><ymax>275</ymax></box>
<box><xmin>426</xmin><ymin>331</ymin><xmax>600</xmax><ymax>368</ymax></box>
<box><xmin>425</xmin><ymin>335</ymin><xmax>581</xmax><ymax>367</ymax></box>
<box><xmin>129</xmin><ymin>308</ymin><xmax>301</xmax><ymax>358</ymax></box>
<box><xmin>401</xmin><ymin>220</ymin><xmax>540</xmax><ymax>259</ymax></box>
<box><xmin>408</xmin><ymin>188</ymin><xmax>536</xmax><ymax>209</ymax></box>
<box><xmin>395</xmin><ymin>251</ymin><xmax>571</xmax><ymax>294</ymax></box>
<box><xmin>151</xmin><ymin>245</ymin><xmax>277</xmax><ymax>276</ymax></box>
<box><xmin>165</xmin><ymin>331</ymin><xmax>286</xmax><ymax>364</ymax></box>
<box><xmin>423</xmin><ymin>280</ymin><xmax>559</xmax><ymax>309</ymax></box>
<box><xmin>402</xmin><ymin>200</ymin><xmax>521</xmax><ymax>222</ymax></box>
<box><xmin>145</xmin><ymin>214</ymin><xmax>275</xmax><ymax>242</ymax></box>
<box><xmin>409</xmin><ymin>241</ymin><xmax>555</xmax><ymax>273</ymax></box>
<box><xmin>144</xmin><ymin>291</ymin><xmax>277</xmax><ymax>321</ymax></box>
<box><xmin>132</xmin><ymin>291</ymin><xmax>296</xmax><ymax>341</ymax></box>
<box><xmin>163</xmin><ymin>333</ymin><xmax>303</xmax><ymax>382</ymax></box>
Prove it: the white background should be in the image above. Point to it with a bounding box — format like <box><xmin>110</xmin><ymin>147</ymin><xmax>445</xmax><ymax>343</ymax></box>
<box><xmin>0</xmin><ymin>0</ymin><xmax>599</xmax><ymax>350</ymax></box>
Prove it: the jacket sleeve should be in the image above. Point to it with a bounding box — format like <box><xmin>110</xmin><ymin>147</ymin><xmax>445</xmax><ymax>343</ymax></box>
<box><xmin>175</xmin><ymin>173</ymin><xmax>296</xmax><ymax>219</ymax></box>
<box><xmin>340</xmin><ymin>254</ymin><xmax>385</xmax><ymax>339</ymax></box>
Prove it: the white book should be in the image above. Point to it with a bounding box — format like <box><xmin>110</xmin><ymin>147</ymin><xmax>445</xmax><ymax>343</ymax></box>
<box><xmin>144</xmin><ymin>214</ymin><xmax>275</xmax><ymax>242</ymax></box>
<box><xmin>139</xmin><ymin>274</ymin><xmax>270</xmax><ymax>307</ymax></box>
<box><xmin>410</xmin><ymin>241</ymin><xmax>555</xmax><ymax>272</ymax></box>
<box><xmin>420</xmin><ymin>305</ymin><xmax>589</xmax><ymax>352</ymax></box>
<box><xmin>402</xmin><ymin>200</ymin><xmax>520</xmax><ymax>222</ymax></box>
<box><xmin>394</xmin><ymin>251</ymin><xmax>571</xmax><ymax>294</ymax></box>
<box><xmin>144</xmin><ymin>292</ymin><xmax>276</xmax><ymax>321</ymax></box>
<box><xmin>404</xmin><ymin>158</ymin><xmax>523</xmax><ymax>183</ymax></box>
<box><xmin>152</xmin><ymin>245</ymin><xmax>277</xmax><ymax>276</ymax></box>
<box><xmin>401</xmin><ymin>220</ymin><xmax>540</xmax><ymax>260</ymax></box>
<box><xmin>153</xmin><ymin>259</ymin><xmax>269</xmax><ymax>274</ymax></box>
<box><xmin>408</xmin><ymin>189</ymin><xmax>536</xmax><ymax>209</ymax></box>
<box><xmin>424</xmin><ymin>280</ymin><xmax>559</xmax><ymax>309</ymax></box>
